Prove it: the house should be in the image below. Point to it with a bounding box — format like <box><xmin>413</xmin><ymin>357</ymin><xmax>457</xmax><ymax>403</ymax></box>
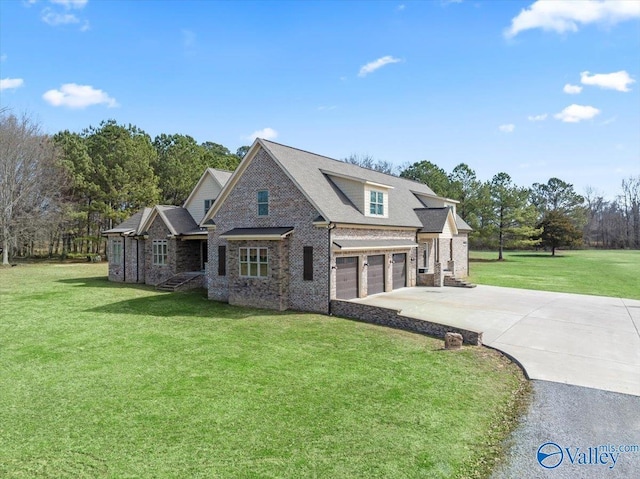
<box><xmin>202</xmin><ymin>139</ymin><xmax>471</xmax><ymax>314</ymax></box>
<box><xmin>103</xmin><ymin>168</ymin><xmax>232</xmax><ymax>286</ymax></box>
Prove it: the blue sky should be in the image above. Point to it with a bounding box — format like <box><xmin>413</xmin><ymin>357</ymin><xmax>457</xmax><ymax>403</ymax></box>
<box><xmin>1</xmin><ymin>0</ymin><xmax>639</xmax><ymax>199</ymax></box>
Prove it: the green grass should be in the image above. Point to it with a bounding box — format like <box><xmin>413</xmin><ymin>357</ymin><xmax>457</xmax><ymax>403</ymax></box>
<box><xmin>469</xmin><ymin>249</ymin><xmax>640</xmax><ymax>300</ymax></box>
<box><xmin>0</xmin><ymin>263</ymin><xmax>527</xmax><ymax>478</ymax></box>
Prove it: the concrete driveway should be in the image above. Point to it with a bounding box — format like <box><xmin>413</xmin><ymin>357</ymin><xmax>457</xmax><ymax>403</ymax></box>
<box><xmin>351</xmin><ymin>286</ymin><xmax>640</xmax><ymax>396</ymax></box>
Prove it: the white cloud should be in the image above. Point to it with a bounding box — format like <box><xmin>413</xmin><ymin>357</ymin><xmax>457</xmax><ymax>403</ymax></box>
<box><xmin>40</xmin><ymin>1</ymin><xmax>88</xmax><ymax>29</ymax></box>
<box><xmin>554</xmin><ymin>104</ymin><xmax>600</xmax><ymax>123</ymax></box>
<box><xmin>246</xmin><ymin>127</ymin><xmax>278</xmax><ymax>141</ymax></box>
<box><xmin>600</xmin><ymin>116</ymin><xmax>616</xmax><ymax>125</ymax></box>
<box><xmin>563</xmin><ymin>83</ymin><xmax>583</xmax><ymax>94</ymax></box>
<box><xmin>527</xmin><ymin>113</ymin><xmax>548</xmax><ymax>121</ymax></box>
<box><xmin>505</xmin><ymin>0</ymin><xmax>640</xmax><ymax>38</ymax></box>
<box><xmin>50</xmin><ymin>0</ymin><xmax>88</xmax><ymax>9</ymax></box>
<box><xmin>580</xmin><ymin>70</ymin><xmax>635</xmax><ymax>92</ymax></box>
<box><xmin>397</xmin><ymin>4</ymin><xmax>406</xmax><ymax>11</ymax></box>
<box><xmin>42</xmin><ymin>83</ymin><xmax>118</xmax><ymax>108</ymax></box>
<box><xmin>0</xmin><ymin>54</ymin><xmax>6</xmax><ymax>62</ymax></box>
<box><xmin>358</xmin><ymin>56</ymin><xmax>402</xmax><ymax>77</ymax></box>
<box><xmin>499</xmin><ymin>124</ymin><xmax>515</xmax><ymax>133</ymax></box>
<box><xmin>317</xmin><ymin>105</ymin><xmax>337</xmax><ymax>111</ymax></box>
<box><xmin>41</xmin><ymin>8</ymin><xmax>79</xmax><ymax>25</ymax></box>
<box><xmin>0</xmin><ymin>78</ymin><xmax>25</xmax><ymax>91</ymax></box>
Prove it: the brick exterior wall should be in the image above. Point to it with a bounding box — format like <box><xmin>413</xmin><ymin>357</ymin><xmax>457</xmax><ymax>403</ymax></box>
<box><xmin>143</xmin><ymin>217</ymin><xmax>203</xmax><ymax>286</ymax></box>
<box><xmin>144</xmin><ymin>218</ymin><xmax>174</xmax><ymax>285</ymax></box>
<box><xmin>175</xmin><ymin>239</ymin><xmax>202</xmax><ymax>274</ymax></box>
<box><xmin>452</xmin><ymin>234</ymin><xmax>469</xmax><ymax>277</ymax></box>
<box><xmin>330</xmin><ymin>300</ymin><xmax>482</xmax><ymax>345</ymax></box>
<box><xmin>107</xmin><ymin>236</ymin><xmax>124</xmax><ymax>282</ymax></box>
<box><xmin>107</xmin><ymin>236</ymin><xmax>145</xmax><ymax>283</ymax></box>
<box><xmin>226</xmin><ymin>239</ymin><xmax>289</xmax><ymax>310</ymax></box>
<box><xmin>415</xmin><ymin>234</ymin><xmax>469</xmax><ymax>286</ymax></box>
<box><xmin>208</xmin><ymin>147</ymin><xmax>330</xmax><ymax>313</ymax></box>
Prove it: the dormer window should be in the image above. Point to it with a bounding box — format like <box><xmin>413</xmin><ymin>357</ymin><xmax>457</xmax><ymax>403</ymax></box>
<box><xmin>204</xmin><ymin>199</ymin><xmax>214</xmax><ymax>211</ymax></box>
<box><xmin>369</xmin><ymin>190</ymin><xmax>385</xmax><ymax>216</ymax></box>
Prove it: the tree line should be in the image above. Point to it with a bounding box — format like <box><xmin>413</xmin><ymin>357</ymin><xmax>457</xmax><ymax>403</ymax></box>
<box><xmin>1</xmin><ymin>110</ymin><xmax>639</xmax><ymax>264</ymax></box>
<box><xmin>1</xmin><ymin>113</ymin><xmax>244</xmax><ymax>263</ymax></box>
<box><xmin>344</xmin><ymin>154</ymin><xmax>640</xmax><ymax>257</ymax></box>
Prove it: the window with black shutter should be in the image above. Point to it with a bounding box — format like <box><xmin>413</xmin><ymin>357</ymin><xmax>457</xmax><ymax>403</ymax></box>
<box><xmin>303</xmin><ymin>246</ymin><xmax>313</xmax><ymax>281</ymax></box>
<box><xmin>218</xmin><ymin>245</ymin><xmax>226</xmax><ymax>276</ymax></box>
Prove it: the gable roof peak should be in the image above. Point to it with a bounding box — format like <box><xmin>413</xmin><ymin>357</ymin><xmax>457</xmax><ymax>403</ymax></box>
<box><xmin>260</xmin><ymin>139</ymin><xmax>404</xmax><ymax>184</ymax></box>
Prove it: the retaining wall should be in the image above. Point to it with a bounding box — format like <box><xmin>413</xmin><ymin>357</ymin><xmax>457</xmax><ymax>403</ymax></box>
<box><xmin>330</xmin><ymin>300</ymin><xmax>482</xmax><ymax>346</ymax></box>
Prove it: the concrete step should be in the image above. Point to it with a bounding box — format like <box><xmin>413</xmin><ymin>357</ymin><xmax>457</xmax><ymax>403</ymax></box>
<box><xmin>156</xmin><ymin>272</ymin><xmax>203</xmax><ymax>292</ymax></box>
<box><xmin>443</xmin><ymin>276</ymin><xmax>477</xmax><ymax>288</ymax></box>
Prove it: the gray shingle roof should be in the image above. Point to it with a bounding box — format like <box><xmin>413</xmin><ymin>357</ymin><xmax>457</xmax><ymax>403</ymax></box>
<box><xmin>208</xmin><ymin>168</ymin><xmax>233</xmax><ymax>187</ymax></box>
<box><xmin>414</xmin><ymin>208</ymin><xmax>451</xmax><ymax>233</ymax></box>
<box><xmin>220</xmin><ymin>227</ymin><xmax>294</xmax><ymax>238</ymax></box>
<box><xmin>455</xmin><ymin>215</ymin><xmax>473</xmax><ymax>232</ymax></box>
<box><xmin>260</xmin><ymin>140</ymin><xmax>440</xmax><ymax>228</ymax></box>
<box><xmin>103</xmin><ymin>207</ymin><xmax>152</xmax><ymax>235</ymax></box>
<box><xmin>156</xmin><ymin>206</ymin><xmax>199</xmax><ymax>236</ymax></box>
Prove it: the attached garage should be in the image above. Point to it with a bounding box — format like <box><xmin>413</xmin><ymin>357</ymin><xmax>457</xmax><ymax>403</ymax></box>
<box><xmin>336</xmin><ymin>256</ymin><xmax>359</xmax><ymax>300</ymax></box>
<box><xmin>366</xmin><ymin>254</ymin><xmax>385</xmax><ymax>295</ymax></box>
<box><xmin>392</xmin><ymin>253</ymin><xmax>406</xmax><ymax>290</ymax></box>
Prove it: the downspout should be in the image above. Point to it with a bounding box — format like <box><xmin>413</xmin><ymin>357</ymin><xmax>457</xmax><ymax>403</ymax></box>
<box><xmin>136</xmin><ymin>237</ymin><xmax>139</xmax><ymax>283</ymax></box>
<box><xmin>327</xmin><ymin>223</ymin><xmax>336</xmax><ymax>315</ymax></box>
<box><xmin>122</xmin><ymin>234</ymin><xmax>126</xmax><ymax>282</ymax></box>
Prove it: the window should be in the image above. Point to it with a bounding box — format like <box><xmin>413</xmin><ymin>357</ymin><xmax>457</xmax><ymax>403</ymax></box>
<box><xmin>239</xmin><ymin>247</ymin><xmax>268</xmax><ymax>277</ymax></box>
<box><xmin>204</xmin><ymin>199</ymin><xmax>214</xmax><ymax>211</ymax></box>
<box><xmin>369</xmin><ymin>190</ymin><xmax>384</xmax><ymax>216</ymax></box>
<box><xmin>422</xmin><ymin>243</ymin><xmax>429</xmax><ymax>270</ymax></box>
<box><xmin>218</xmin><ymin>245</ymin><xmax>226</xmax><ymax>276</ymax></box>
<box><xmin>303</xmin><ymin>246</ymin><xmax>313</xmax><ymax>281</ymax></box>
<box><xmin>112</xmin><ymin>239</ymin><xmax>123</xmax><ymax>265</ymax></box>
<box><xmin>257</xmin><ymin>190</ymin><xmax>269</xmax><ymax>216</ymax></box>
<box><xmin>153</xmin><ymin>240</ymin><xmax>168</xmax><ymax>265</ymax></box>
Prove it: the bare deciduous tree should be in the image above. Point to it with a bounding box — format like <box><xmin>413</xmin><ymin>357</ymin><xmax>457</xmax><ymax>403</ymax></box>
<box><xmin>0</xmin><ymin>111</ymin><xmax>64</xmax><ymax>264</ymax></box>
<box><xmin>343</xmin><ymin>153</ymin><xmax>397</xmax><ymax>176</ymax></box>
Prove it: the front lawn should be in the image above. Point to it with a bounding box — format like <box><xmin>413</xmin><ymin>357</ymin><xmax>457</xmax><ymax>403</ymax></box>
<box><xmin>0</xmin><ymin>263</ymin><xmax>527</xmax><ymax>478</ymax></box>
<box><xmin>468</xmin><ymin>249</ymin><xmax>640</xmax><ymax>300</ymax></box>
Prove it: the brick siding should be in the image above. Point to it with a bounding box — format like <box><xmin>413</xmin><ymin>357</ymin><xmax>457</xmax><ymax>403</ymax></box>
<box><xmin>208</xmin><ymin>147</ymin><xmax>330</xmax><ymax>313</ymax></box>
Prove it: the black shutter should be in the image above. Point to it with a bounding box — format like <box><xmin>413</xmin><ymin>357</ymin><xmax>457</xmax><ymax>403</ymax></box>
<box><xmin>303</xmin><ymin>246</ymin><xmax>313</xmax><ymax>281</ymax></box>
<box><xmin>218</xmin><ymin>245</ymin><xmax>226</xmax><ymax>276</ymax></box>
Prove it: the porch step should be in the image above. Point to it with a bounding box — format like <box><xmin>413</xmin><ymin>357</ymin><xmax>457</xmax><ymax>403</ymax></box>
<box><xmin>443</xmin><ymin>276</ymin><xmax>477</xmax><ymax>288</ymax></box>
<box><xmin>156</xmin><ymin>272</ymin><xmax>204</xmax><ymax>292</ymax></box>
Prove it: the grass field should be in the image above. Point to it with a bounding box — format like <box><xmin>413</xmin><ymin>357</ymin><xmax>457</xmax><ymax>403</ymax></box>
<box><xmin>0</xmin><ymin>263</ymin><xmax>527</xmax><ymax>479</ymax></box>
<box><xmin>468</xmin><ymin>249</ymin><xmax>640</xmax><ymax>300</ymax></box>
